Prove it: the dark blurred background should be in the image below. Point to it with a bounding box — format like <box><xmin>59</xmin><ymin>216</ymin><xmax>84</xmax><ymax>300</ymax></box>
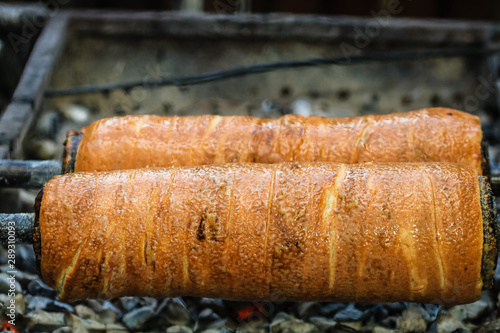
<box><xmin>5</xmin><ymin>0</ymin><xmax>500</xmax><ymax>21</ymax></box>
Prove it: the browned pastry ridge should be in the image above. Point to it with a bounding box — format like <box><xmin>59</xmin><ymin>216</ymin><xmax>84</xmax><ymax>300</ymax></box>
<box><xmin>70</xmin><ymin>108</ymin><xmax>485</xmax><ymax>174</ymax></box>
<box><xmin>36</xmin><ymin>162</ymin><xmax>493</xmax><ymax>305</ymax></box>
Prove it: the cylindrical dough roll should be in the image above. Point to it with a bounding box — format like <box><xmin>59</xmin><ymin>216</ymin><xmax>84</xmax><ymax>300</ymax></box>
<box><xmin>36</xmin><ymin>162</ymin><xmax>493</xmax><ymax>304</ymax></box>
<box><xmin>67</xmin><ymin>108</ymin><xmax>486</xmax><ymax>174</ymax></box>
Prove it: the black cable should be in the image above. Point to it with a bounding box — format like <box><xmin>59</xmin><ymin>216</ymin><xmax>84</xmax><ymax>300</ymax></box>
<box><xmin>44</xmin><ymin>47</ymin><xmax>500</xmax><ymax>97</ymax></box>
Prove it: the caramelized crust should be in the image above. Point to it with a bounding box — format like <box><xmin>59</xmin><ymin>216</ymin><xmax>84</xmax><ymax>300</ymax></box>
<box><xmin>73</xmin><ymin>108</ymin><xmax>484</xmax><ymax>174</ymax></box>
<box><xmin>39</xmin><ymin>163</ymin><xmax>485</xmax><ymax>304</ymax></box>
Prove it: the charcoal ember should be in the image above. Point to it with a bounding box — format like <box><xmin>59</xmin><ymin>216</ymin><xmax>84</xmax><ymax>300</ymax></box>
<box><xmin>477</xmin><ymin>318</ymin><xmax>500</xmax><ymax>333</ymax></box>
<box><xmin>200</xmin><ymin>298</ymin><xmax>224</xmax><ymax>313</ymax></box>
<box><xmin>14</xmin><ymin>293</ymin><xmax>25</xmax><ymax>315</ymax></box>
<box><xmin>0</xmin><ymin>293</ymin><xmax>25</xmax><ymax>315</ymax></box>
<box><xmin>0</xmin><ymin>273</ymin><xmax>22</xmax><ymax>294</ymax></box>
<box><xmin>196</xmin><ymin>308</ymin><xmax>223</xmax><ymax>330</ymax></box>
<box><xmin>80</xmin><ymin>299</ymin><xmax>105</xmax><ymax>313</ymax></box>
<box><xmin>64</xmin><ymin>312</ymin><xmax>88</xmax><ymax>333</ymax></box>
<box><xmin>380</xmin><ymin>316</ymin><xmax>398</xmax><ymax>329</ymax></box>
<box><xmin>0</xmin><ymin>247</ymin><xmax>6</xmax><ymax>265</ymax></box>
<box><xmin>236</xmin><ymin>319</ymin><xmax>269</xmax><ymax>333</ymax></box>
<box><xmin>81</xmin><ymin>318</ymin><xmax>108</xmax><ymax>331</ymax></box>
<box><xmin>457</xmin><ymin>328</ymin><xmax>474</xmax><ymax>333</ymax></box>
<box><xmin>198</xmin><ymin>308</ymin><xmax>220</xmax><ymax>321</ymax></box>
<box><xmin>272</xmin><ymin>311</ymin><xmax>293</xmax><ymax>324</ymax></box>
<box><xmin>311</xmin><ymin>318</ymin><xmax>361</xmax><ymax>333</ymax></box>
<box><xmin>449</xmin><ymin>294</ymin><xmax>492</xmax><ymax>322</ymax></box>
<box><xmin>384</xmin><ymin>303</ymin><xmax>405</xmax><ymax>314</ymax></box>
<box><xmin>341</xmin><ymin>321</ymin><xmax>362</xmax><ymax>331</ymax></box>
<box><xmin>296</xmin><ymin>302</ymin><xmax>321</xmax><ymax>320</ymax></box>
<box><xmin>118</xmin><ymin>296</ymin><xmax>156</xmax><ymax>312</ymax></box>
<box><xmin>25</xmin><ymin>295</ymin><xmax>53</xmax><ymax>311</ymax></box>
<box><xmin>98</xmin><ymin>309</ymin><xmax>118</xmax><ymax>324</ymax></box>
<box><xmin>200</xmin><ymin>329</ymin><xmax>224</xmax><ymax>333</ymax></box>
<box><xmin>62</xmin><ymin>317</ymin><xmax>114</xmax><ymax>333</ymax></box>
<box><xmin>166</xmin><ymin>325</ymin><xmax>194</xmax><ymax>333</ymax></box>
<box><xmin>270</xmin><ymin>313</ymin><xmax>317</xmax><ymax>332</ymax></box>
<box><xmin>205</xmin><ymin>329</ymin><xmax>238</xmax><ymax>333</ymax></box>
<box><xmin>333</xmin><ymin>304</ymin><xmax>369</xmax><ymax>322</ymax></box>
<box><xmin>82</xmin><ymin>299</ymin><xmax>124</xmax><ymax>324</ymax></box>
<box><xmin>157</xmin><ymin>298</ymin><xmax>191</xmax><ymax>326</ymax></box>
<box><xmin>234</xmin><ymin>307</ymin><xmax>268</xmax><ymax>327</ymax></box>
<box><xmin>139</xmin><ymin>297</ymin><xmax>158</xmax><ymax>309</ymax></box>
<box><xmin>105</xmin><ymin>323</ymin><xmax>128</xmax><ymax>332</ymax></box>
<box><xmin>73</xmin><ymin>300</ymin><xmax>120</xmax><ymax>324</ymax></box>
<box><xmin>320</xmin><ymin>303</ymin><xmax>346</xmax><ymax>317</ymax></box>
<box><xmin>270</xmin><ymin>318</ymin><xmax>320</xmax><ymax>333</ymax></box>
<box><xmin>75</xmin><ymin>304</ymin><xmax>99</xmax><ymax>321</ymax></box>
<box><xmin>260</xmin><ymin>301</ymin><xmax>285</xmax><ymax>320</ymax></box>
<box><xmin>0</xmin><ymin>294</ymin><xmax>11</xmax><ymax>307</ymax></box>
<box><xmin>0</xmin><ymin>314</ymin><xmax>26</xmax><ymax>333</ymax></box>
<box><xmin>435</xmin><ymin>311</ymin><xmax>469</xmax><ymax>333</ymax></box>
<box><xmin>230</xmin><ymin>301</ymin><xmax>276</xmax><ymax>324</ymax></box>
<box><xmin>372</xmin><ymin>327</ymin><xmax>397</xmax><ymax>333</ymax></box>
<box><xmin>14</xmin><ymin>245</ymin><xmax>37</xmax><ymax>274</ymax></box>
<box><xmin>204</xmin><ymin>318</ymin><xmax>229</xmax><ymax>331</ymax></box>
<box><xmin>397</xmin><ymin>306</ymin><xmax>427</xmax><ymax>332</ymax></box>
<box><xmin>309</xmin><ymin>316</ymin><xmax>337</xmax><ymax>330</ymax></box>
<box><xmin>371</xmin><ymin>305</ymin><xmax>389</xmax><ymax>321</ymax></box>
<box><xmin>355</xmin><ymin>303</ymin><xmax>378</xmax><ymax>311</ymax></box>
<box><xmin>102</xmin><ymin>300</ymin><xmax>123</xmax><ymax>317</ymax></box>
<box><xmin>0</xmin><ymin>267</ymin><xmax>38</xmax><ymax>289</ymax></box>
<box><xmin>46</xmin><ymin>300</ymin><xmax>74</xmax><ymax>313</ymax></box>
<box><xmin>421</xmin><ymin>304</ymin><xmax>441</xmax><ymax>323</ymax></box>
<box><xmin>118</xmin><ymin>297</ymin><xmax>140</xmax><ymax>312</ymax></box>
<box><xmin>122</xmin><ymin>306</ymin><xmax>156</xmax><ymax>331</ymax></box>
<box><xmin>25</xmin><ymin>310</ymin><xmax>65</xmax><ymax>331</ymax></box>
<box><xmin>27</xmin><ymin>279</ymin><xmax>57</xmax><ymax>298</ymax></box>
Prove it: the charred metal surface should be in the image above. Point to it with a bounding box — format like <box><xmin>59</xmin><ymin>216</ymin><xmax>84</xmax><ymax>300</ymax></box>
<box><xmin>0</xmin><ymin>14</ymin><xmax>68</xmax><ymax>159</ymax></box>
<box><xmin>0</xmin><ymin>212</ymin><xmax>35</xmax><ymax>245</ymax></box>
<box><xmin>479</xmin><ymin>176</ymin><xmax>498</xmax><ymax>289</ymax></box>
<box><xmin>491</xmin><ymin>175</ymin><xmax>500</xmax><ymax>197</ymax></box>
<box><xmin>34</xmin><ymin>188</ymin><xmax>43</xmax><ymax>279</ymax></box>
<box><xmin>11</xmin><ymin>14</ymin><xmax>69</xmax><ymax>106</ymax></box>
<box><xmin>491</xmin><ymin>158</ymin><xmax>500</xmax><ymax>196</ymax></box>
<box><xmin>481</xmin><ymin>137</ymin><xmax>491</xmax><ymax>178</ymax></box>
<box><xmin>0</xmin><ymin>3</ymin><xmax>47</xmax><ymax>108</ymax></box>
<box><xmin>0</xmin><ymin>102</ymin><xmax>34</xmax><ymax>160</ymax></box>
<box><xmin>0</xmin><ymin>160</ymin><xmax>61</xmax><ymax>188</ymax></box>
<box><xmin>62</xmin><ymin>131</ymin><xmax>82</xmax><ymax>174</ymax></box>
<box><xmin>67</xmin><ymin>11</ymin><xmax>492</xmax><ymax>45</ymax></box>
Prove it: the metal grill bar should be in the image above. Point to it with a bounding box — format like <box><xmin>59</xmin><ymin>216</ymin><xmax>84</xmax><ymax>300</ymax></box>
<box><xmin>0</xmin><ymin>160</ymin><xmax>61</xmax><ymax>188</ymax></box>
<box><xmin>0</xmin><ymin>213</ymin><xmax>34</xmax><ymax>244</ymax></box>
<box><xmin>44</xmin><ymin>47</ymin><xmax>500</xmax><ymax>97</ymax></box>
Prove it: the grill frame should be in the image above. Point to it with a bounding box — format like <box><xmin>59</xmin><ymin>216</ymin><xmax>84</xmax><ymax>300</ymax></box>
<box><xmin>1</xmin><ymin>10</ymin><xmax>500</xmax><ymax>160</ymax></box>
